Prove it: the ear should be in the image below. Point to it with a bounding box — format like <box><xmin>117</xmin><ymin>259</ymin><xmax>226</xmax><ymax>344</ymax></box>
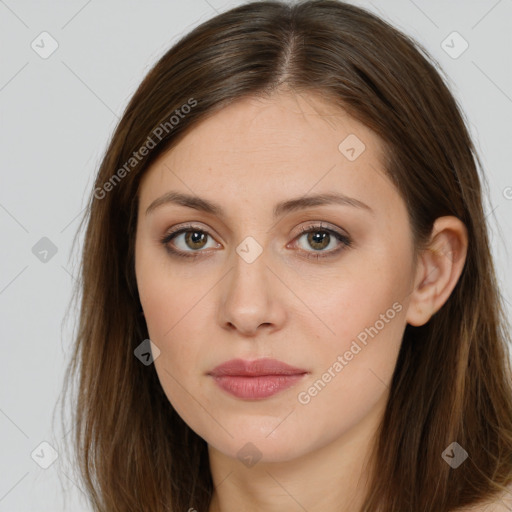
<box><xmin>406</xmin><ymin>216</ymin><xmax>468</xmax><ymax>327</ymax></box>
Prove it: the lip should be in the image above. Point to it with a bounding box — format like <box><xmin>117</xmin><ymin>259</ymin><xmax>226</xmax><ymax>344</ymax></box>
<box><xmin>208</xmin><ymin>358</ymin><xmax>308</xmax><ymax>400</ymax></box>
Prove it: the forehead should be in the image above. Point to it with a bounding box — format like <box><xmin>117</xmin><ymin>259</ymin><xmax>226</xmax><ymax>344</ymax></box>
<box><xmin>138</xmin><ymin>91</ymin><xmax>394</xmax><ymax>217</ymax></box>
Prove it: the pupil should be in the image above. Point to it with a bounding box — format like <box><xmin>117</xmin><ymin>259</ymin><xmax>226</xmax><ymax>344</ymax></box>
<box><xmin>187</xmin><ymin>231</ymin><xmax>206</xmax><ymax>249</ymax></box>
<box><xmin>309</xmin><ymin>231</ymin><xmax>329</xmax><ymax>250</ymax></box>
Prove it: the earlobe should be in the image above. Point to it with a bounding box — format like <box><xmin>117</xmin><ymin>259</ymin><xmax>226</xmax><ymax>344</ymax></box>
<box><xmin>406</xmin><ymin>216</ymin><xmax>468</xmax><ymax>327</ymax></box>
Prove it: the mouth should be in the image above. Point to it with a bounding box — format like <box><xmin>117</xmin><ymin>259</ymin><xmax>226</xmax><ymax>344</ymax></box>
<box><xmin>207</xmin><ymin>358</ymin><xmax>309</xmax><ymax>400</ymax></box>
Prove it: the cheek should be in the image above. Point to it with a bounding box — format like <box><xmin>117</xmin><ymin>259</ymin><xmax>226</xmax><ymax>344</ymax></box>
<box><xmin>140</xmin><ymin>279</ymin><xmax>212</xmax><ymax>355</ymax></box>
<box><xmin>303</xmin><ymin>259</ymin><xmax>408</xmax><ymax>355</ymax></box>
<box><xmin>294</xmin><ymin>291</ymin><xmax>406</xmax><ymax>444</ymax></box>
<box><xmin>303</xmin><ymin>287</ymin><xmax>405</xmax><ymax>396</ymax></box>
<box><xmin>138</xmin><ymin>272</ymin><xmax>202</xmax><ymax>367</ymax></box>
<box><xmin>136</xmin><ymin>242</ymin><xmax>200</xmax><ymax>339</ymax></box>
<box><xmin>293</xmin><ymin>254</ymin><xmax>409</xmax><ymax>425</ymax></box>
<box><xmin>139</xmin><ymin>273</ymin><xmax>208</xmax><ymax>424</ymax></box>
<box><xmin>135</xmin><ymin>246</ymin><xmax>211</xmax><ymax>382</ymax></box>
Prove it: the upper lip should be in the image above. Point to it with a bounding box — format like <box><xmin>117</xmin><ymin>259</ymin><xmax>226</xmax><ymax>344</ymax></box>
<box><xmin>208</xmin><ymin>358</ymin><xmax>308</xmax><ymax>377</ymax></box>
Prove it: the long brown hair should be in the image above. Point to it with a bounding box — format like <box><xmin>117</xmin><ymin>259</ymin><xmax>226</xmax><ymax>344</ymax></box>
<box><xmin>59</xmin><ymin>1</ymin><xmax>512</xmax><ymax>510</ymax></box>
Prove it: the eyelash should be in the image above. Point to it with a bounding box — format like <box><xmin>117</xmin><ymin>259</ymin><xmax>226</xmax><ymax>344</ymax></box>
<box><xmin>159</xmin><ymin>222</ymin><xmax>352</xmax><ymax>261</ymax></box>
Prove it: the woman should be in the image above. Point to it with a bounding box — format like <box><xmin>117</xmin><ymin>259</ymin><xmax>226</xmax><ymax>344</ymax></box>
<box><xmin>61</xmin><ymin>1</ymin><xmax>512</xmax><ymax>510</ymax></box>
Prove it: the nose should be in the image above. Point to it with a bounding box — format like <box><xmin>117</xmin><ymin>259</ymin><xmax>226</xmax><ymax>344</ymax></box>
<box><xmin>217</xmin><ymin>247</ymin><xmax>287</xmax><ymax>337</ymax></box>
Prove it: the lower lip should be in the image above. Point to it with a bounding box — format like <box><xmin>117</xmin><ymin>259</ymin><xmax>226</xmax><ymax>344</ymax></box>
<box><xmin>211</xmin><ymin>374</ymin><xmax>306</xmax><ymax>399</ymax></box>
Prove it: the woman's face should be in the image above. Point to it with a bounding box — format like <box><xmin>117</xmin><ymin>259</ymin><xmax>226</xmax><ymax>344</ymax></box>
<box><xmin>135</xmin><ymin>91</ymin><xmax>417</xmax><ymax>463</ymax></box>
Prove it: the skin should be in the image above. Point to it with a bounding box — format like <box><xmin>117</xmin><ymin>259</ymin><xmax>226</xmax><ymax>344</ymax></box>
<box><xmin>134</xmin><ymin>89</ymin><xmax>470</xmax><ymax>512</ymax></box>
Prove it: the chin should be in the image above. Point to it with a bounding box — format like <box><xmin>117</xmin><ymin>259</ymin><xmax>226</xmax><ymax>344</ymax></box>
<box><xmin>209</xmin><ymin>437</ymin><xmax>307</xmax><ymax>465</ymax></box>
<box><xmin>200</xmin><ymin>418</ymin><xmax>319</xmax><ymax>465</ymax></box>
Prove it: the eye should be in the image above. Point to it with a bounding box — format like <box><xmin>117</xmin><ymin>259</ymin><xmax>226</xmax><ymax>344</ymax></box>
<box><xmin>160</xmin><ymin>222</ymin><xmax>352</xmax><ymax>260</ymax></box>
<box><xmin>290</xmin><ymin>222</ymin><xmax>352</xmax><ymax>260</ymax></box>
<box><xmin>160</xmin><ymin>224</ymin><xmax>220</xmax><ymax>258</ymax></box>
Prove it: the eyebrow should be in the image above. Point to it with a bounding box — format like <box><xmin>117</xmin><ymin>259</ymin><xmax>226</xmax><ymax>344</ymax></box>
<box><xmin>145</xmin><ymin>191</ymin><xmax>373</xmax><ymax>218</ymax></box>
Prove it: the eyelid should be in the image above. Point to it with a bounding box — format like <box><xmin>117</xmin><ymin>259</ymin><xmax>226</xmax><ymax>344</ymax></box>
<box><xmin>292</xmin><ymin>220</ymin><xmax>348</xmax><ymax>238</ymax></box>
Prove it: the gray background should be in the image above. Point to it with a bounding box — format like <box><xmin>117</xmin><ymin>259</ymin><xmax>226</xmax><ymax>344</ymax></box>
<box><xmin>0</xmin><ymin>0</ymin><xmax>511</xmax><ymax>510</ymax></box>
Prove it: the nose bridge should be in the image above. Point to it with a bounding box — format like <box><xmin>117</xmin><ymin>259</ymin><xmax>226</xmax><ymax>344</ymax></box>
<box><xmin>218</xmin><ymin>234</ymin><xmax>282</xmax><ymax>333</ymax></box>
<box><xmin>228</xmin><ymin>235</ymin><xmax>271</xmax><ymax>303</ymax></box>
